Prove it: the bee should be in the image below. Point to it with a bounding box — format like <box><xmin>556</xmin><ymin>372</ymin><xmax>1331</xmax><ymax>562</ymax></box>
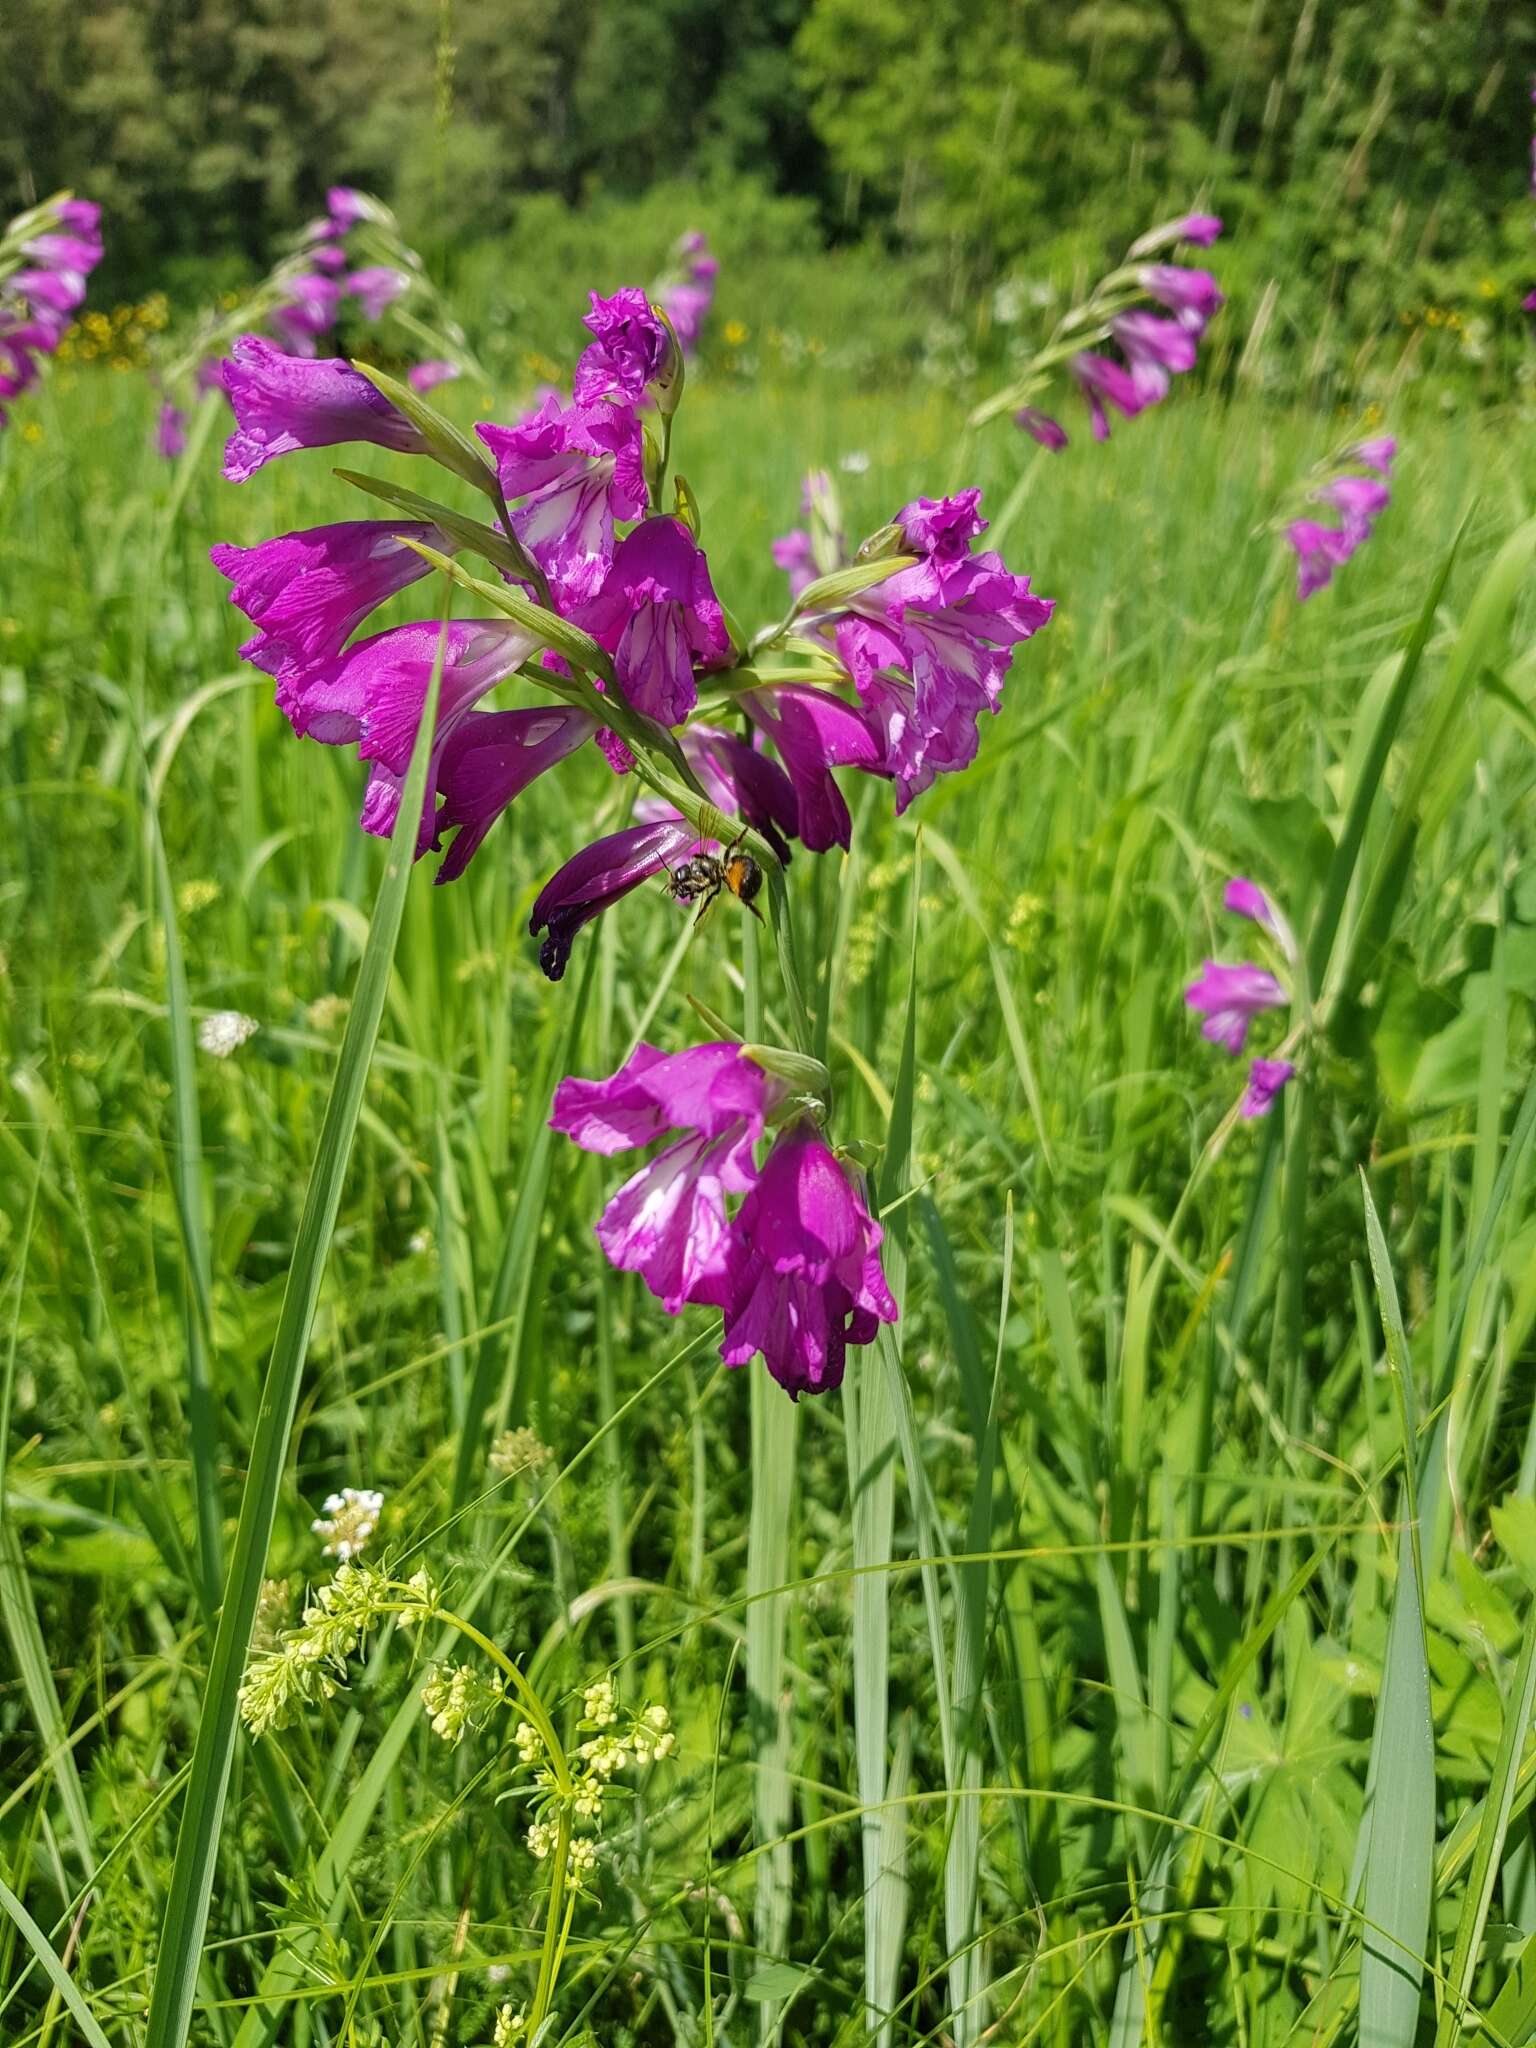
<box><xmin>666</xmin><ymin>830</ymin><xmax>764</xmax><ymax>925</ymax></box>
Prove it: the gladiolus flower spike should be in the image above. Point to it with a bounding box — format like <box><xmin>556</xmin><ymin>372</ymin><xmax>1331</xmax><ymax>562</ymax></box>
<box><xmin>206</xmin><ymin>277</ymin><xmax>1055</xmax><ymax>1400</ymax></box>
<box><xmin>1184</xmin><ymin>878</ymin><xmax>1300</xmax><ymax>1121</ymax></box>
<box><xmin>970</xmin><ymin>208</ymin><xmax>1224</xmax><ymax>442</ymax></box>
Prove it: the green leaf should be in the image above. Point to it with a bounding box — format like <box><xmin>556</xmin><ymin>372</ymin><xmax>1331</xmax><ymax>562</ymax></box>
<box><xmin>143</xmin><ymin>610</ymin><xmax>451</xmax><ymax>2048</ymax></box>
<box><xmin>349</xmin><ymin>358</ymin><xmax>499</xmax><ymax>499</ymax></box>
<box><xmin>333</xmin><ymin>466</ymin><xmax>525</xmax><ymax>578</ymax></box>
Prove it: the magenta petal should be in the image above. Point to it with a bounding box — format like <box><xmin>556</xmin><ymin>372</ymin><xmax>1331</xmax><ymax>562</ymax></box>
<box><xmin>1241</xmin><ymin>1057</ymin><xmax>1295</xmax><ymax>1119</ymax></box>
<box><xmin>551</xmin><ymin>1039</ymin><xmax>782</xmax><ymax>1153</ymax></box>
<box><xmin>573</xmin><ymin>286</ymin><xmax>673</xmax><ymax>403</ymax></box>
<box><xmin>210</xmin><ymin>520</ymin><xmax>446</xmax><ymax>674</ymax></box>
<box><xmin>431</xmin><ymin>704</ymin><xmax>597</xmax><ymax>882</ymax></box>
<box><xmin>529</xmin><ymin>818</ymin><xmax>700</xmax><ymax>982</ymax></box>
<box><xmin>1185</xmin><ymin>960</ymin><xmax>1287</xmax><ymax>1055</ymax></box>
<box><xmin>220</xmin><ymin>334</ymin><xmax>427</xmax><ymax>482</ymax></box>
<box><xmin>571</xmin><ymin>517</ymin><xmax>729</xmax><ymax>728</ymax></box>
<box><xmin>742</xmin><ymin>683</ymin><xmax>884</xmax><ymax>852</ymax></box>
<box><xmin>896</xmin><ymin>489</ymin><xmax>987</xmax><ymax>563</ymax></box>
<box><xmin>595</xmin><ymin>1125</ymin><xmax>759</xmax><ymax>1312</ymax></box>
<box><xmin>682</xmin><ymin>723</ymin><xmax>799</xmax><ymax>862</ymax></box>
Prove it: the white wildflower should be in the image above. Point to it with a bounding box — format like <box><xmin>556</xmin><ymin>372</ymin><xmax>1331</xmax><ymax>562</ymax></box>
<box><xmin>311</xmin><ymin>1486</ymin><xmax>384</xmax><ymax>1561</ymax></box>
<box><xmin>197</xmin><ymin>1010</ymin><xmax>258</xmax><ymax>1058</ymax></box>
<box><xmin>581</xmin><ymin>1675</ymin><xmax>616</xmax><ymax>1727</ymax></box>
<box><xmin>567</xmin><ymin>1837</ymin><xmax>598</xmax><ymax>1884</ymax></box>
<box><xmin>526</xmin><ymin>1819</ymin><xmax>554</xmax><ymax>1860</ymax></box>
<box><xmin>514</xmin><ymin>1721</ymin><xmax>542</xmax><ymax>1766</ymax></box>
<box><xmin>839</xmin><ymin>449</ymin><xmax>870</xmax><ymax>474</ymax></box>
<box><xmin>492</xmin><ymin>2005</ymin><xmax>525</xmax><ymax>2047</ymax></box>
<box><xmin>490</xmin><ymin>1427</ymin><xmax>551</xmax><ymax>1479</ymax></box>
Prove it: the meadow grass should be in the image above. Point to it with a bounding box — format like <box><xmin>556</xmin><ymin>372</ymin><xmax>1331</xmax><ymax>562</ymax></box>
<box><xmin>2</xmin><ymin>357</ymin><xmax>1536</xmax><ymax>2048</ymax></box>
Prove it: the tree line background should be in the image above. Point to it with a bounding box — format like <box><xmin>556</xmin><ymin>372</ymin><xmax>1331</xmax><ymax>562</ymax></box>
<box><xmin>3</xmin><ymin>0</ymin><xmax>1535</xmax><ymax>374</ymax></box>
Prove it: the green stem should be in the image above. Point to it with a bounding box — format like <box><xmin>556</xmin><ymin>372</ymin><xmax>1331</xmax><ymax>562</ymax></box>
<box><xmin>528</xmin><ymin>1809</ymin><xmax>573</xmax><ymax>2034</ymax></box>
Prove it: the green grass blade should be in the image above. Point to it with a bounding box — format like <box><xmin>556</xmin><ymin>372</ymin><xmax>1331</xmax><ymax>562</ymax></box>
<box><xmin>0</xmin><ymin>1144</ymin><xmax>93</xmax><ymax>1870</ymax></box>
<box><xmin>142</xmin><ymin>615</ymin><xmax>448</xmax><ymax>2048</ymax></box>
<box><xmin>1434</xmin><ymin>1606</ymin><xmax>1536</xmax><ymax>2045</ymax></box>
<box><xmin>743</xmin><ymin>908</ymin><xmax>799</xmax><ymax>2040</ymax></box>
<box><xmin>0</xmin><ymin>1876</ymin><xmax>114</xmax><ymax>2048</ymax></box>
<box><xmin>1358</xmin><ymin>1173</ymin><xmax>1434</xmax><ymax>2048</ymax></box>
<box><xmin>148</xmin><ymin>794</ymin><xmax>223</xmax><ymax>1612</ymax></box>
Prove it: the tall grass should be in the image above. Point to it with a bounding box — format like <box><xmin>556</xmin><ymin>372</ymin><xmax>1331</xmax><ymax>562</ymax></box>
<box><xmin>2</xmin><ymin>351</ymin><xmax>1535</xmax><ymax>2048</ymax></box>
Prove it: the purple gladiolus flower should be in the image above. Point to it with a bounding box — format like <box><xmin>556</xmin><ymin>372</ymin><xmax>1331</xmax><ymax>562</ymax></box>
<box><xmin>221</xmin><ymin>335</ymin><xmax>428</xmax><ymax>483</ymax></box>
<box><xmin>571</xmin><ymin>517</ymin><xmax>729</xmax><ymax>728</ymax></box>
<box><xmin>681</xmin><ymin>723</ymin><xmax>800</xmax><ymax>862</ymax></box>
<box><xmin>347</xmin><ymin>266</ymin><xmax>409</xmax><ymax>322</ymax></box>
<box><xmin>327</xmin><ymin>187</ymin><xmax>371</xmax><ymax>230</ymax></box>
<box><xmin>1318</xmin><ymin>475</ymin><xmax>1390</xmax><ymax>526</ymax></box>
<box><xmin>408</xmin><ymin>359</ymin><xmax>461</xmax><ymax>394</ymax></box>
<box><xmin>552</xmin><ymin>1040</ymin><xmax>787</xmax><ymax>1313</ymax></box>
<box><xmin>1351</xmin><ymin>436</ymin><xmax>1396</xmax><ymax>476</ymax></box>
<box><xmin>657</xmin><ymin>231</ymin><xmax>717</xmax><ymax>357</ymax></box>
<box><xmin>431</xmin><ymin>704</ymin><xmax>597</xmax><ymax>882</ymax></box>
<box><xmin>1139</xmin><ymin>265</ymin><xmax>1225</xmax><ymax>334</ymax></box>
<box><xmin>1110</xmin><ymin>310</ymin><xmax>1198</xmax><ymax>403</ymax></box>
<box><xmin>1184</xmin><ymin>961</ymin><xmax>1287</xmax><ymax>1055</ymax></box>
<box><xmin>156</xmin><ymin>403</ymin><xmax>187</xmax><ymax>460</ymax></box>
<box><xmin>1128</xmin><ymin>214</ymin><xmax>1224</xmax><ymax>260</ymax></box>
<box><xmin>837</xmin><ymin>538</ymin><xmax>1054</xmax><ymax>812</ymax></box>
<box><xmin>478</xmin><ymin>393</ymin><xmax>647</xmax><ymax>608</ymax></box>
<box><xmin>530</xmin><ymin>817</ymin><xmax>702</xmax><ymax>981</ymax></box>
<box><xmin>742</xmin><ymin>684</ymin><xmax>884</xmax><ymax>851</ymax></box>
<box><xmin>1285</xmin><ymin>519</ymin><xmax>1358</xmax><ymax>600</ymax></box>
<box><xmin>772</xmin><ymin>527</ymin><xmax>817</xmax><ymax>598</ymax></box>
<box><xmin>1015</xmin><ymin>405</ymin><xmax>1068</xmax><ymax>449</ymax></box>
<box><xmin>269</xmin><ymin>272</ymin><xmax>342</xmax><ymax>356</ymax></box>
<box><xmin>1241</xmin><ymin>1057</ymin><xmax>1295</xmax><ymax>1120</ymax></box>
<box><xmin>210</xmin><ymin>520</ymin><xmax>448</xmax><ymax>676</ymax></box>
<box><xmin>718</xmin><ymin>1118</ymin><xmax>897</xmax><ymax>1399</ymax></box>
<box><xmin>897</xmin><ymin>489</ymin><xmax>988</xmax><ymax>563</ymax></box>
<box><xmin>310</xmin><ymin>242</ymin><xmax>349</xmax><ymax>276</ymax></box>
<box><xmin>1224</xmin><ymin>878</ymin><xmax>1277</xmax><ymax>931</ymax></box>
<box><xmin>1071</xmin><ymin>352</ymin><xmax>1148</xmax><ymax>441</ymax></box>
<box><xmin>574</xmin><ymin>287</ymin><xmax>674</xmax><ymax>403</ymax></box>
<box><xmin>270</xmin><ymin>618</ymin><xmax>536</xmax><ymax>846</ymax></box>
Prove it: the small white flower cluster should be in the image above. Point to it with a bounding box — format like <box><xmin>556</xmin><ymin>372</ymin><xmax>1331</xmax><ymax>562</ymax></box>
<box><xmin>492</xmin><ymin>2004</ymin><xmax>525</xmax><ymax>2047</ymax></box>
<box><xmin>489</xmin><ymin>1427</ymin><xmax>552</xmax><ymax>1480</ymax></box>
<box><xmin>312</xmin><ymin>1486</ymin><xmax>384</xmax><ymax>1561</ymax></box>
<box><xmin>422</xmin><ymin>1660</ymin><xmax>506</xmax><ymax>1746</ymax></box>
<box><xmin>239</xmin><ymin>1563</ymin><xmax>437</xmax><ymax>1736</ymax></box>
<box><xmin>197</xmin><ymin>1009</ymin><xmax>259</xmax><ymax>1058</ymax></box>
<box><xmin>518</xmin><ymin>1680</ymin><xmax>675</xmax><ymax>1884</ymax></box>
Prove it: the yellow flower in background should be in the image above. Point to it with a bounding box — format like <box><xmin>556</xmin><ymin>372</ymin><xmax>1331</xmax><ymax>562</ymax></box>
<box><xmin>723</xmin><ymin>319</ymin><xmax>748</xmax><ymax>346</ymax></box>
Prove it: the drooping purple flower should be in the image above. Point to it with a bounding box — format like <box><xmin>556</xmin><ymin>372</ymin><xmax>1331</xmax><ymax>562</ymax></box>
<box><xmin>1110</xmin><ymin>310</ymin><xmax>1198</xmax><ymax>403</ymax></box>
<box><xmin>1015</xmin><ymin>405</ymin><xmax>1069</xmax><ymax>449</ymax></box>
<box><xmin>529</xmin><ymin>817</ymin><xmax>702</xmax><ymax>981</ymax></box>
<box><xmin>1224</xmin><ymin>878</ymin><xmax>1277</xmax><ymax>931</ymax></box>
<box><xmin>327</xmin><ymin>187</ymin><xmax>371</xmax><ymax>230</ymax></box>
<box><xmin>1241</xmin><ymin>1057</ymin><xmax>1295</xmax><ymax>1120</ymax></box>
<box><xmin>408</xmin><ymin>359</ymin><xmax>461</xmax><ymax>394</ymax></box>
<box><xmin>271</xmin><ymin>618</ymin><xmax>536</xmax><ymax>847</ymax></box>
<box><xmin>571</xmin><ymin>517</ymin><xmax>729</xmax><ymax>728</ymax></box>
<box><xmin>478</xmin><ymin>393</ymin><xmax>647</xmax><ymax>607</ymax></box>
<box><xmin>1070</xmin><ymin>351</ymin><xmax>1149</xmax><ymax>441</ymax></box>
<box><xmin>772</xmin><ymin>527</ymin><xmax>816</xmax><ymax>598</ymax></box>
<box><xmin>573</xmin><ymin>287</ymin><xmax>674</xmax><ymax>404</ymax></box>
<box><xmin>742</xmin><ymin>684</ymin><xmax>884</xmax><ymax>851</ymax></box>
<box><xmin>1285</xmin><ymin>517</ymin><xmax>1367</xmax><ymax>601</ymax></box>
<box><xmin>657</xmin><ymin>231</ymin><xmax>718</xmax><ymax>357</ymax></box>
<box><xmin>310</xmin><ymin>241</ymin><xmax>350</xmax><ymax>276</ymax></box>
<box><xmin>347</xmin><ymin>266</ymin><xmax>410</xmax><ymax>322</ymax></box>
<box><xmin>682</xmin><ymin>723</ymin><xmax>800</xmax><ymax>863</ymax></box>
<box><xmin>220</xmin><ymin>335</ymin><xmax>427</xmax><ymax>483</ymax></box>
<box><xmin>430</xmin><ymin>704</ymin><xmax>597</xmax><ymax>882</ymax></box>
<box><xmin>210</xmin><ymin>520</ymin><xmax>448</xmax><ymax>676</ymax></box>
<box><xmin>1184</xmin><ymin>961</ymin><xmax>1287</xmax><ymax>1055</ymax></box>
<box><xmin>1138</xmin><ymin>265</ymin><xmax>1225</xmax><ymax>334</ymax></box>
<box><xmin>1351</xmin><ymin>436</ymin><xmax>1396</xmax><ymax>476</ymax></box>
<box><xmin>269</xmin><ymin>272</ymin><xmax>343</xmax><ymax>356</ymax></box>
<box><xmin>836</xmin><ymin>537</ymin><xmax>1054</xmax><ymax>812</ymax></box>
<box><xmin>156</xmin><ymin>402</ymin><xmax>187</xmax><ymax>460</ymax></box>
<box><xmin>1317</xmin><ymin>475</ymin><xmax>1390</xmax><ymax>527</ymax></box>
<box><xmin>718</xmin><ymin>1118</ymin><xmax>897</xmax><ymax>1399</ymax></box>
<box><xmin>552</xmin><ymin>1040</ymin><xmax>788</xmax><ymax>1313</ymax></box>
<box><xmin>1128</xmin><ymin>214</ymin><xmax>1224</xmax><ymax>260</ymax></box>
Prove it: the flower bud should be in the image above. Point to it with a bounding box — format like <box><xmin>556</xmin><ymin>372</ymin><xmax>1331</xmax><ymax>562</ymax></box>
<box><xmin>742</xmin><ymin>1044</ymin><xmax>832</xmax><ymax>1106</ymax></box>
